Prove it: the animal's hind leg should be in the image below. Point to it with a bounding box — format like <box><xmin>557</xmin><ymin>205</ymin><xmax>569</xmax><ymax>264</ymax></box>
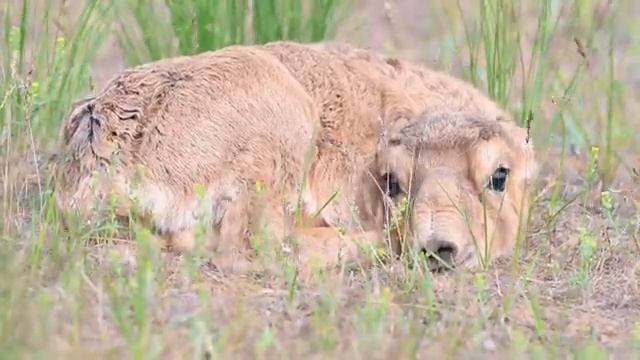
<box><xmin>212</xmin><ymin>191</ymin><xmax>254</xmax><ymax>274</ymax></box>
<box><xmin>167</xmin><ymin>229</ymin><xmax>196</xmax><ymax>252</ymax></box>
<box><xmin>164</xmin><ymin>183</ymin><xmax>268</xmax><ymax>274</ymax></box>
<box><xmin>213</xmin><ymin>186</ymin><xmax>291</xmax><ymax>274</ymax></box>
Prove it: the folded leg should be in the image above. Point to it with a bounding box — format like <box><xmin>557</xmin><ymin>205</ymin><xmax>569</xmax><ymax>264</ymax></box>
<box><xmin>286</xmin><ymin>227</ymin><xmax>383</xmax><ymax>279</ymax></box>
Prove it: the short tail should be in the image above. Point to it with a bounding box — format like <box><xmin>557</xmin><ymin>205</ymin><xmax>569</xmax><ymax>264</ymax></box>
<box><xmin>53</xmin><ymin>96</ymin><xmax>119</xmax><ymax>225</ymax></box>
<box><xmin>60</xmin><ymin>96</ymin><xmax>115</xmax><ymax>162</ymax></box>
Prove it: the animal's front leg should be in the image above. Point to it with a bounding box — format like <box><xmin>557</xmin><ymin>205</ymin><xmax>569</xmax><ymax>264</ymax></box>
<box><xmin>286</xmin><ymin>227</ymin><xmax>383</xmax><ymax>279</ymax></box>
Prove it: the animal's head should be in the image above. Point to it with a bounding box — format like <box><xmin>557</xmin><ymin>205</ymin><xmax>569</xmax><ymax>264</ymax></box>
<box><xmin>361</xmin><ymin>111</ymin><xmax>538</xmax><ymax>270</ymax></box>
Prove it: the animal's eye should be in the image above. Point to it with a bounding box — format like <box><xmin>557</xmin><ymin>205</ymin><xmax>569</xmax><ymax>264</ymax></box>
<box><xmin>382</xmin><ymin>173</ymin><xmax>403</xmax><ymax>198</ymax></box>
<box><xmin>488</xmin><ymin>166</ymin><xmax>510</xmax><ymax>192</ymax></box>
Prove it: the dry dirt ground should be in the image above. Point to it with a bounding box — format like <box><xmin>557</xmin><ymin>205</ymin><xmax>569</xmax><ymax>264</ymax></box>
<box><xmin>3</xmin><ymin>0</ymin><xmax>640</xmax><ymax>358</ymax></box>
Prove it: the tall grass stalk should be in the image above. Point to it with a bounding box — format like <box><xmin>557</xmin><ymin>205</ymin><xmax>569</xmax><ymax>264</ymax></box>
<box><xmin>519</xmin><ymin>0</ymin><xmax>561</xmax><ymax>125</ymax></box>
<box><xmin>117</xmin><ymin>0</ymin><xmax>343</xmax><ymax>65</ymax></box>
<box><xmin>1</xmin><ymin>0</ymin><xmax>112</xmax><ymax>217</ymax></box>
<box><xmin>458</xmin><ymin>1</ymin><xmax>564</xmax><ymax>127</ymax></box>
<box><xmin>479</xmin><ymin>0</ymin><xmax>518</xmax><ymax>109</ymax></box>
<box><xmin>602</xmin><ymin>3</ymin><xmax>618</xmax><ymax>185</ymax></box>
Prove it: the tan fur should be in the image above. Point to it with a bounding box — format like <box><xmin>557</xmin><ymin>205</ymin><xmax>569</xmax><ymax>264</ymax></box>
<box><xmin>53</xmin><ymin>41</ymin><xmax>537</xmax><ymax>273</ymax></box>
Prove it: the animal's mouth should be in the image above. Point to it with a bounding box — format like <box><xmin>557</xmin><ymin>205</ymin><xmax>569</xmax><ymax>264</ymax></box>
<box><xmin>454</xmin><ymin>250</ymin><xmax>475</xmax><ymax>269</ymax></box>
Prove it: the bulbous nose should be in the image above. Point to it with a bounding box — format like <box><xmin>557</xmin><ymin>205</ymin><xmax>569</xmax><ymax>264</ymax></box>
<box><xmin>421</xmin><ymin>237</ymin><xmax>458</xmax><ymax>271</ymax></box>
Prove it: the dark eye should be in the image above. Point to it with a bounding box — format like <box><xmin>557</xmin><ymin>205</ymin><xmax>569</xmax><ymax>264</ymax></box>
<box><xmin>488</xmin><ymin>166</ymin><xmax>510</xmax><ymax>192</ymax></box>
<box><xmin>382</xmin><ymin>173</ymin><xmax>403</xmax><ymax>198</ymax></box>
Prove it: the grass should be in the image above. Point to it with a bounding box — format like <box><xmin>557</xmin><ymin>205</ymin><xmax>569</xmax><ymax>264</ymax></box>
<box><xmin>1</xmin><ymin>0</ymin><xmax>639</xmax><ymax>358</ymax></box>
<box><xmin>116</xmin><ymin>0</ymin><xmax>343</xmax><ymax>65</ymax></box>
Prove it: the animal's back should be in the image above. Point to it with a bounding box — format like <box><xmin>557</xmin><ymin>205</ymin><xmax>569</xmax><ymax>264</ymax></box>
<box><xmin>99</xmin><ymin>46</ymin><xmax>314</xmax><ymax>187</ymax></box>
<box><xmin>57</xmin><ymin>45</ymin><xmax>317</xmax><ymax>232</ymax></box>
<box><xmin>259</xmin><ymin>41</ymin><xmax>515</xmax><ymax>227</ymax></box>
<box><xmin>261</xmin><ymin>41</ymin><xmax>513</xmax><ymax>174</ymax></box>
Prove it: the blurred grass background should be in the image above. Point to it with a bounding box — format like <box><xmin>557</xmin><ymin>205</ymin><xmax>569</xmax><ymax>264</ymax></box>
<box><xmin>0</xmin><ymin>0</ymin><xmax>639</xmax><ymax>358</ymax></box>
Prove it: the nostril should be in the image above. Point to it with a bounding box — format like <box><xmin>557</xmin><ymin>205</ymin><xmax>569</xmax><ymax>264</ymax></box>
<box><xmin>422</xmin><ymin>238</ymin><xmax>458</xmax><ymax>271</ymax></box>
<box><xmin>425</xmin><ymin>239</ymin><xmax>458</xmax><ymax>258</ymax></box>
<box><xmin>436</xmin><ymin>243</ymin><xmax>456</xmax><ymax>260</ymax></box>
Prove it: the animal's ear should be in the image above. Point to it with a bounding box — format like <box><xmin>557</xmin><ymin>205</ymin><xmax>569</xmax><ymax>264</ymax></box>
<box><xmin>378</xmin><ymin>115</ymin><xmax>411</xmax><ymax>151</ymax></box>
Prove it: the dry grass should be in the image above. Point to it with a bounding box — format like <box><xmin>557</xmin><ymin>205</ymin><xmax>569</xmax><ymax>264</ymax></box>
<box><xmin>1</xmin><ymin>0</ymin><xmax>639</xmax><ymax>358</ymax></box>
